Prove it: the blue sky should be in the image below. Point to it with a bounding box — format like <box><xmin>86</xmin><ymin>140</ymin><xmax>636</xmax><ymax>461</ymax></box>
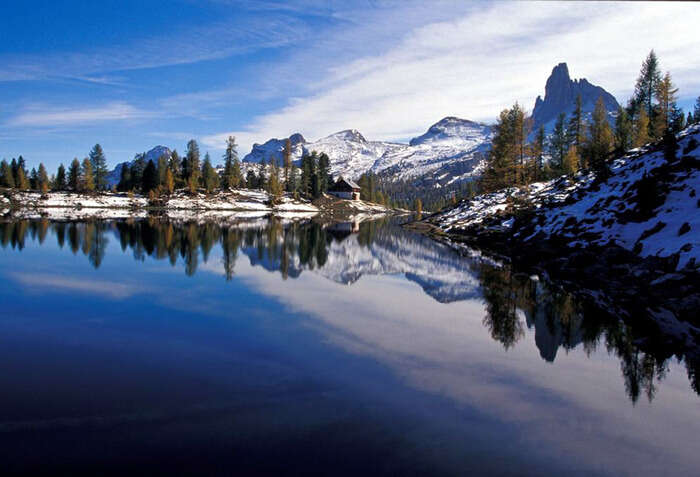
<box><xmin>2</xmin><ymin>0</ymin><xmax>700</xmax><ymax>171</ymax></box>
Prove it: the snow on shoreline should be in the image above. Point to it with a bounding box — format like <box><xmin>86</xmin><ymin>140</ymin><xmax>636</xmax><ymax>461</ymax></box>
<box><xmin>2</xmin><ymin>189</ymin><xmax>396</xmax><ymax>223</ymax></box>
<box><xmin>428</xmin><ymin>125</ymin><xmax>700</xmax><ymax>271</ymax></box>
<box><xmin>4</xmin><ymin>189</ymin><xmax>318</xmax><ymax>212</ymax></box>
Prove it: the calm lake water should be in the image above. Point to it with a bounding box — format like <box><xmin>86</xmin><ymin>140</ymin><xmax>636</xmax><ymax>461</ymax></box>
<box><xmin>1</xmin><ymin>217</ymin><xmax>698</xmax><ymax>476</ymax></box>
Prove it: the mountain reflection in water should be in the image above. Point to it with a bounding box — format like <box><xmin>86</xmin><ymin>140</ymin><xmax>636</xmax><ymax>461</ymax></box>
<box><xmin>1</xmin><ymin>216</ymin><xmax>697</xmax><ymax>405</ymax></box>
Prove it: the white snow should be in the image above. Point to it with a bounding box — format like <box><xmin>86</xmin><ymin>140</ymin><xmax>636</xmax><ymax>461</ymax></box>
<box><xmin>430</xmin><ymin>124</ymin><xmax>700</xmax><ymax>271</ymax></box>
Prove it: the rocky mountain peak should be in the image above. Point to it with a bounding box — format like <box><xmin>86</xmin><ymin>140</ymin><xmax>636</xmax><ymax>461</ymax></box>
<box><xmin>329</xmin><ymin>129</ymin><xmax>367</xmax><ymax>143</ymax></box>
<box><xmin>409</xmin><ymin>116</ymin><xmax>490</xmax><ymax>146</ymax></box>
<box><xmin>532</xmin><ymin>62</ymin><xmax>619</xmax><ymax>132</ymax></box>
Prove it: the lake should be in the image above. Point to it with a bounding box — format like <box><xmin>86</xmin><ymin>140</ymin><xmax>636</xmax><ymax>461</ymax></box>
<box><xmin>1</xmin><ymin>216</ymin><xmax>698</xmax><ymax>476</ymax></box>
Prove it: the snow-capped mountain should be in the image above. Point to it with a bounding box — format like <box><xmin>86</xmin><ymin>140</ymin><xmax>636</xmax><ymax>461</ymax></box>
<box><xmin>532</xmin><ymin>62</ymin><xmax>619</xmax><ymax>133</ymax></box>
<box><xmin>106</xmin><ymin>145</ymin><xmax>172</xmax><ymax>187</ymax></box>
<box><xmin>243</xmin><ymin>133</ymin><xmax>306</xmax><ymax>164</ymax></box>
<box><xmin>242</xmin><ymin>117</ymin><xmax>492</xmax><ymax>184</ymax></box>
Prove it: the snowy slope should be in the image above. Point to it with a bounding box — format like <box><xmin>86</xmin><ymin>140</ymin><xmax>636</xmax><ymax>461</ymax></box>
<box><xmin>428</xmin><ymin>124</ymin><xmax>700</xmax><ymax>271</ymax></box>
<box><xmin>242</xmin><ymin>117</ymin><xmax>492</xmax><ymax>182</ymax></box>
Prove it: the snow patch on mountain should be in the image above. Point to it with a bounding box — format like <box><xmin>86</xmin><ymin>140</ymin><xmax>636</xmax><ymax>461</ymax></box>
<box><xmin>242</xmin><ymin>117</ymin><xmax>492</xmax><ymax>183</ymax></box>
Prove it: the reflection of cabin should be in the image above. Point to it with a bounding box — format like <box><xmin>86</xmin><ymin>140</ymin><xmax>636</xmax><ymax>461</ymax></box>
<box><xmin>327</xmin><ymin>220</ymin><xmax>360</xmax><ymax>241</ymax></box>
<box><xmin>328</xmin><ymin>177</ymin><xmax>361</xmax><ymax>200</ymax></box>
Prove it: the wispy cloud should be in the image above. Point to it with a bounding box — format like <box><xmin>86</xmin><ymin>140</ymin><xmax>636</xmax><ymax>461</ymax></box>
<box><xmin>202</xmin><ymin>2</ymin><xmax>700</xmax><ymax>154</ymax></box>
<box><xmin>0</xmin><ymin>15</ymin><xmax>313</xmax><ymax>83</ymax></box>
<box><xmin>10</xmin><ymin>272</ymin><xmax>142</xmax><ymax>299</ymax></box>
<box><xmin>7</xmin><ymin>102</ymin><xmax>155</xmax><ymax>127</ymax></box>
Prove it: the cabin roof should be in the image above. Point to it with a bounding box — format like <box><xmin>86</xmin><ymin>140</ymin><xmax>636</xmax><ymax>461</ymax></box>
<box><xmin>330</xmin><ymin>176</ymin><xmax>360</xmax><ymax>191</ymax></box>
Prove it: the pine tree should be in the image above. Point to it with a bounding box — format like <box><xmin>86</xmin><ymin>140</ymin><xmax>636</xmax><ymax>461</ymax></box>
<box><xmin>317</xmin><ymin>152</ymin><xmax>331</xmax><ymax>194</ymax></box>
<box><xmin>530</xmin><ymin>126</ymin><xmax>545</xmax><ymax>182</ymax></box>
<box><xmin>117</xmin><ymin>163</ymin><xmax>132</xmax><ymax>191</ymax></box>
<box><xmin>283</xmin><ymin>138</ymin><xmax>292</xmax><ymax>192</ymax></box>
<box><xmin>245</xmin><ymin>169</ymin><xmax>256</xmax><ymax>189</ymax></box>
<box><xmin>482</xmin><ymin>107</ymin><xmax>518</xmax><ymax>192</ymax></box>
<box><xmin>185</xmin><ymin>139</ymin><xmax>200</xmax><ymax>189</ymax></box>
<box><xmin>232</xmin><ymin>154</ymin><xmax>243</xmax><ymax>189</ymax></box>
<box><xmin>301</xmin><ymin>152</ymin><xmax>317</xmax><ymax>197</ymax></box>
<box><xmin>68</xmin><ymin>158</ymin><xmax>81</xmax><ymax>191</ymax></box>
<box><xmin>29</xmin><ymin>168</ymin><xmax>38</xmax><ymax>190</ymax></box>
<box><xmin>1</xmin><ymin>160</ymin><xmax>15</xmax><ymax>188</ymax></box>
<box><xmin>222</xmin><ymin>136</ymin><xmax>238</xmax><ymax>190</ymax></box>
<box><xmin>81</xmin><ymin>157</ymin><xmax>95</xmax><ymax>192</ymax></box>
<box><xmin>583</xmin><ymin>97</ymin><xmax>614</xmax><ymax>178</ymax></box>
<box><xmin>289</xmin><ymin>162</ymin><xmax>298</xmax><ymax>194</ymax></box>
<box><xmin>614</xmin><ymin>107</ymin><xmax>633</xmax><ymax>154</ymax></box>
<box><xmin>567</xmin><ymin>94</ymin><xmax>585</xmax><ymax>150</ymax></box>
<box><xmin>38</xmin><ymin>163</ymin><xmax>49</xmax><ymax>194</ymax></box>
<box><xmin>633</xmin><ymin>50</ymin><xmax>662</xmax><ymax>131</ymax></box>
<box><xmin>169</xmin><ymin>149</ymin><xmax>182</xmax><ymax>186</ymax></box>
<box><xmin>687</xmin><ymin>111</ymin><xmax>694</xmax><ymax>127</ymax></box>
<box><xmin>55</xmin><ymin>164</ymin><xmax>67</xmax><ymax>190</ymax></box>
<box><xmin>201</xmin><ymin>152</ymin><xmax>219</xmax><ymax>193</ymax></box>
<box><xmin>694</xmin><ymin>96</ymin><xmax>700</xmax><ymax>124</ymax></box>
<box><xmin>141</xmin><ymin>159</ymin><xmax>158</xmax><ymax>193</ymax></box>
<box><xmin>653</xmin><ymin>71</ymin><xmax>679</xmax><ymax>136</ymax></box>
<box><xmin>632</xmin><ymin>108</ymin><xmax>651</xmax><ymax>148</ymax></box>
<box><xmin>549</xmin><ymin>112</ymin><xmax>568</xmax><ymax>172</ymax></box>
<box><xmin>129</xmin><ymin>154</ymin><xmax>145</xmax><ymax>191</ymax></box>
<box><xmin>89</xmin><ymin>144</ymin><xmax>109</xmax><ymax>191</ymax></box>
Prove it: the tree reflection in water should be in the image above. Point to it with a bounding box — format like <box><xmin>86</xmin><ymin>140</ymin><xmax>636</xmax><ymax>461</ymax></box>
<box><xmin>0</xmin><ymin>216</ymin><xmax>697</xmax><ymax>403</ymax></box>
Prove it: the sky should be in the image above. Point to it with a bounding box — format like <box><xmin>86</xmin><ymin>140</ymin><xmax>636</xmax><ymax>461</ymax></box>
<box><xmin>2</xmin><ymin>0</ymin><xmax>700</xmax><ymax>170</ymax></box>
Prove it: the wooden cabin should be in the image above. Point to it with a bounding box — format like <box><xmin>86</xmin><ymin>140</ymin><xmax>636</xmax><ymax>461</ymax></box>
<box><xmin>328</xmin><ymin>177</ymin><xmax>361</xmax><ymax>200</ymax></box>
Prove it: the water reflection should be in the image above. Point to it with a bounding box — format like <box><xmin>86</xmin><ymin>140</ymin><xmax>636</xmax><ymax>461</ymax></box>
<box><xmin>0</xmin><ymin>217</ymin><xmax>697</xmax><ymax>404</ymax></box>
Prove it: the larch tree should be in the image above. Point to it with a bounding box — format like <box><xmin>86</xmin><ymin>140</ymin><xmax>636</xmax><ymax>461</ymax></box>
<box><xmin>165</xmin><ymin>167</ymin><xmax>175</xmax><ymax>194</ymax></box>
<box><xmin>614</xmin><ymin>107</ymin><xmax>633</xmax><ymax>154</ymax></box>
<box><xmin>157</xmin><ymin>155</ymin><xmax>169</xmax><ymax>187</ymax></box>
<box><xmin>38</xmin><ymin>163</ymin><xmax>49</xmax><ymax>194</ymax></box>
<box><xmin>1</xmin><ymin>160</ymin><xmax>15</xmax><ymax>188</ymax></box>
<box><xmin>562</xmin><ymin>145</ymin><xmax>580</xmax><ymax>177</ymax></box>
<box><xmin>583</xmin><ymin>97</ymin><xmax>614</xmax><ymax>178</ymax></box>
<box><xmin>89</xmin><ymin>144</ymin><xmax>109</xmax><ymax>191</ymax></box>
<box><xmin>632</xmin><ymin>108</ymin><xmax>651</xmax><ymax>148</ymax></box>
<box><xmin>16</xmin><ymin>167</ymin><xmax>29</xmax><ymax>190</ymax></box>
<box><xmin>68</xmin><ymin>158</ymin><xmax>81</xmax><ymax>191</ymax></box>
<box><xmin>653</xmin><ymin>71</ymin><xmax>679</xmax><ymax>136</ymax></box>
<box><xmin>81</xmin><ymin>157</ymin><xmax>95</xmax><ymax>193</ymax></box>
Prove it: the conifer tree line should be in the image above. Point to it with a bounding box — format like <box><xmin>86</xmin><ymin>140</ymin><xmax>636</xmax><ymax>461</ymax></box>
<box><xmin>480</xmin><ymin>49</ymin><xmax>697</xmax><ymax>193</ymax></box>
